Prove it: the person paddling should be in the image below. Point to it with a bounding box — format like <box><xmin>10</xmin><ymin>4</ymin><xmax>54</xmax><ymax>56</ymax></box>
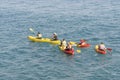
<box><xmin>51</xmin><ymin>33</ymin><xmax>58</xmax><ymax>40</ymax></box>
<box><xmin>65</xmin><ymin>42</ymin><xmax>73</xmax><ymax>50</ymax></box>
<box><xmin>98</xmin><ymin>42</ymin><xmax>106</xmax><ymax>51</ymax></box>
<box><xmin>36</xmin><ymin>32</ymin><xmax>42</xmax><ymax>39</ymax></box>
<box><xmin>79</xmin><ymin>39</ymin><xmax>86</xmax><ymax>45</ymax></box>
<box><xmin>60</xmin><ymin>39</ymin><xmax>67</xmax><ymax>49</ymax></box>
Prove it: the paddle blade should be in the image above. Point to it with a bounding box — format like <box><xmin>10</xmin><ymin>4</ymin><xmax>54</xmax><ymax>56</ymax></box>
<box><xmin>76</xmin><ymin>50</ymin><xmax>81</xmax><ymax>53</ymax></box>
<box><xmin>107</xmin><ymin>48</ymin><xmax>112</xmax><ymax>51</ymax></box>
<box><xmin>29</xmin><ymin>28</ymin><xmax>35</xmax><ymax>34</ymax></box>
<box><xmin>29</xmin><ymin>28</ymin><xmax>34</xmax><ymax>32</ymax></box>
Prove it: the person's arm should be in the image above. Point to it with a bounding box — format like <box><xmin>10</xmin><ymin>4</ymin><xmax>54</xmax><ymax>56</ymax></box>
<box><xmin>104</xmin><ymin>45</ymin><xmax>107</xmax><ymax>50</ymax></box>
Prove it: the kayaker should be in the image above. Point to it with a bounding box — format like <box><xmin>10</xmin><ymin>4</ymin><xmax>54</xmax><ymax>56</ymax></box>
<box><xmin>37</xmin><ymin>32</ymin><xmax>42</xmax><ymax>39</ymax></box>
<box><xmin>79</xmin><ymin>39</ymin><xmax>86</xmax><ymax>45</ymax></box>
<box><xmin>98</xmin><ymin>42</ymin><xmax>106</xmax><ymax>51</ymax></box>
<box><xmin>60</xmin><ymin>39</ymin><xmax>67</xmax><ymax>49</ymax></box>
<box><xmin>66</xmin><ymin>42</ymin><xmax>73</xmax><ymax>50</ymax></box>
<box><xmin>51</xmin><ymin>33</ymin><xmax>58</xmax><ymax>40</ymax></box>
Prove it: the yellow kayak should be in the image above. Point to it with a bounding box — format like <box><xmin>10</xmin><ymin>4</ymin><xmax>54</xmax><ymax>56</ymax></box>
<box><xmin>28</xmin><ymin>36</ymin><xmax>50</xmax><ymax>42</ymax></box>
<box><xmin>28</xmin><ymin>36</ymin><xmax>61</xmax><ymax>45</ymax></box>
<box><xmin>49</xmin><ymin>40</ymin><xmax>61</xmax><ymax>45</ymax></box>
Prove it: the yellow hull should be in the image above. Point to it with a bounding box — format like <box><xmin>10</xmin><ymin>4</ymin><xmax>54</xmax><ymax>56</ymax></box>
<box><xmin>28</xmin><ymin>36</ymin><xmax>60</xmax><ymax>45</ymax></box>
<box><xmin>28</xmin><ymin>36</ymin><xmax>50</xmax><ymax>42</ymax></box>
<box><xmin>49</xmin><ymin>40</ymin><xmax>61</xmax><ymax>45</ymax></box>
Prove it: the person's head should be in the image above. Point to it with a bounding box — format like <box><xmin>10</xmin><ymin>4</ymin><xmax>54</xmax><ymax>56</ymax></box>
<box><xmin>80</xmin><ymin>39</ymin><xmax>85</xmax><ymax>42</ymax></box>
<box><xmin>38</xmin><ymin>32</ymin><xmax>40</xmax><ymax>34</ymax></box>
<box><xmin>101</xmin><ymin>42</ymin><xmax>104</xmax><ymax>44</ymax></box>
<box><xmin>53</xmin><ymin>32</ymin><xmax>57</xmax><ymax>35</ymax></box>
<box><xmin>63</xmin><ymin>39</ymin><xmax>65</xmax><ymax>41</ymax></box>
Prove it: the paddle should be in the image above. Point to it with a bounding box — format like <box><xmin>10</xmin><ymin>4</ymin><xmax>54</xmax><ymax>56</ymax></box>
<box><xmin>29</xmin><ymin>28</ymin><xmax>35</xmax><ymax>34</ymax></box>
<box><xmin>69</xmin><ymin>41</ymin><xmax>81</xmax><ymax>53</ymax></box>
<box><xmin>107</xmin><ymin>48</ymin><xmax>112</xmax><ymax>52</ymax></box>
<box><xmin>76</xmin><ymin>49</ymin><xmax>81</xmax><ymax>53</ymax></box>
<box><xmin>106</xmin><ymin>48</ymin><xmax>112</xmax><ymax>54</ymax></box>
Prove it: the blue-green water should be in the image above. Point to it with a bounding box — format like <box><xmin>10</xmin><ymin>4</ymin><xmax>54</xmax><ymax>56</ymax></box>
<box><xmin>0</xmin><ymin>0</ymin><xmax>120</xmax><ymax>80</ymax></box>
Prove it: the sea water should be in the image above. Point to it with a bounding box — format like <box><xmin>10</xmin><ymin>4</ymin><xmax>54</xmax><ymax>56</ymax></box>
<box><xmin>0</xmin><ymin>0</ymin><xmax>120</xmax><ymax>80</ymax></box>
